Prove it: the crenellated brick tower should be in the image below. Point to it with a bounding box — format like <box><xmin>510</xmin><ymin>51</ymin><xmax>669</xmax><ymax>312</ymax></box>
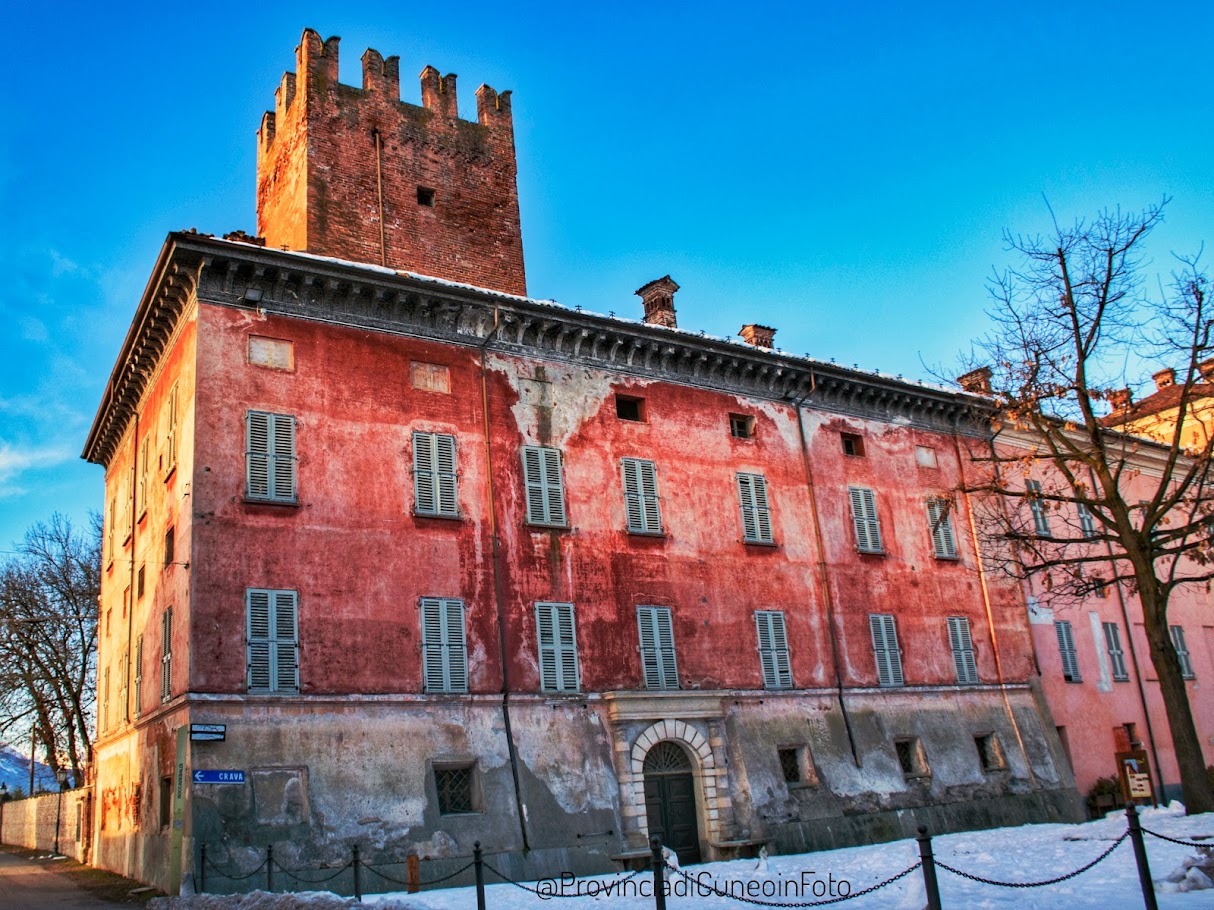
<box><xmin>257</xmin><ymin>29</ymin><xmax>526</xmax><ymax>295</ymax></box>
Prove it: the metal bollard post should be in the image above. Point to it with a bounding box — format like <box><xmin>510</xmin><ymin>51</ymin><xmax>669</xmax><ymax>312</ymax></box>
<box><xmin>474</xmin><ymin>841</ymin><xmax>486</xmax><ymax>910</ymax></box>
<box><xmin>1126</xmin><ymin>803</ymin><xmax>1160</xmax><ymax>910</ymax></box>
<box><xmin>267</xmin><ymin>844</ymin><xmax>274</xmax><ymax>893</ymax></box>
<box><xmin>916</xmin><ymin>825</ymin><xmax>942</xmax><ymax>910</ymax></box>
<box><xmin>353</xmin><ymin>844</ymin><xmax>361</xmax><ymax>901</ymax></box>
<box><xmin>199</xmin><ymin>845</ymin><xmax>206</xmax><ymax>894</ymax></box>
<box><xmin>650</xmin><ymin>836</ymin><xmax>667</xmax><ymax>910</ymax></box>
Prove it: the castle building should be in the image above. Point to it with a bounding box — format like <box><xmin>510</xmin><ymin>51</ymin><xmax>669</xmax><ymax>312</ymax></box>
<box><xmin>83</xmin><ymin>29</ymin><xmax>1081</xmax><ymax>894</ymax></box>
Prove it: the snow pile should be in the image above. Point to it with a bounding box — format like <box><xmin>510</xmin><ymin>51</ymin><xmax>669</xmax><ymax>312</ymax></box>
<box><xmin>150</xmin><ymin>892</ymin><xmax>427</xmax><ymax>910</ymax></box>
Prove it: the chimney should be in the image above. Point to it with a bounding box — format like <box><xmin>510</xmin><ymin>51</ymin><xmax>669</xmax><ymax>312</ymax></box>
<box><xmin>957</xmin><ymin>366</ymin><xmax>993</xmax><ymax>395</ymax></box>
<box><xmin>1109</xmin><ymin>388</ymin><xmax>1133</xmax><ymax>411</ymax></box>
<box><xmin>1199</xmin><ymin>358</ymin><xmax>1214</xmax><ymax>382</ymax></box>
<box><xmin>1153</xmin><ymin>368</ymin><xmax>1176</xmax><ymax>391</ymax></box>
<box><xmin>739</xmin><ymin>324</ymin><xmax>777</xmax><ymax>349</ymax></box>
<box><xmin>635</xmin><ymin>276</ymin><xmax>679</xmax><ymax>328</ymax></box>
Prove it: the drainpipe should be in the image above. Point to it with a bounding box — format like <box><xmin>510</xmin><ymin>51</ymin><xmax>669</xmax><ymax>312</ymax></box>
<box><xmin>952</xmin><ymin>430</ymin><xmax>1038</xmax><ymax>788</ymax></box>
<box><xmin>372</xmin><ymin>129</ymin><xmax>387</xmax><ymax>268</ymax></box>
<box><xmin>790</xmin><ymin>375</ymin><xmax>861</xmax><ymax>766</ymax></box>
<box><xmin>478</xmin><ymin>306</ymin><xmax>530</xmax><ymax>850</ymax></box>
<box><xmin>1086</xmin><ymin>466</ymin><xmax>1166</xmax><ymax>800</ymax></box>
<box><xmin>126</xmin><ymin>415</ymin><xmax>139</xmax><ymax>727</ymax></box>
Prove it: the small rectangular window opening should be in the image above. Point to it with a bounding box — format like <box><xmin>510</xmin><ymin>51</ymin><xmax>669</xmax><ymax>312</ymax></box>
<box><xmin>616</xmin><ymin>395</ymin><xmax>645</xmax><ymax>422</ymax></box>
<box><xmin>159</xmin><ymin>776</ymin><xmax>173</xmax><ymax>828</ymax></box>
<box><xmin>974</xmin><ymin>733</ymin><xmax>1005</xmax><ymax>772</ymax></box>
<box><xmin>779</xmin><ymin>748</ymin><xmax>801</xmax><ymax>784</ymax></box>
<box><xmin>895</xmin><ymin>738</ymin><xmax>929</xmax><ymax>777</ymax></box>
<box><xmin>435</xmin><ymin>764</ymin><xmax>478</xmax><ymax>815</ymax></box>
<box><xmin>164</xmin><ymin>527</ymin><xmax>175</xmax><ymax>568</ymax></box>
<box><xmin>778</xmin><ymin>745</ymin><xmax>819</xmax><ymax>788</ymax></box>
<box><xmin>730</xmin><ymin>414</ymin><xmax>755</xmax><ymax>439</ymax></box>
<box><xmin>841</xmin><ymin>433</ymin><xmax>865</xmax><ymax>457</ymax></box>
<box><xmin>417</xmin><ymin>186</ymin><xmax>436</xmax><ymax>206</ymax></box>
<box><xmin>137</xmin><ymin>565</ymin><xmax>146</xmax><ymax>598</ymax></box>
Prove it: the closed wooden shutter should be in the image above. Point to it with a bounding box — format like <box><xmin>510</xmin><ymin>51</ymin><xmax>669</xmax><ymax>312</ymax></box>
<box><xmin>849</xmin><ymin>487</ymin><xmax>884</xmax><ymax>553</ymax></box>
<box><xmin>247</xmin><ymin>411</ymin><xmax>297</xmax><ymax>501</ymax></box>
<box><xmin>637</xmin><ymin>606</ymin><xmax>678</xmax><ymax>689</ymax></box>
<box><xmin>947</xmin><ymin>616</ymin><xmax>979</xmax><ymax>684</ymax></box>
<box><xmin>1055</xmin><ymin>620</ymin><xmax>1081</xmax><ymax>682</ymax></box>
<box><xmin>165</xmin><ymin>385</ymin><xmax>178</xmax><ymax>475</ymax></box>
<box><xmin>138</xmin><ymin>436</ymin><xmax>149</xmax><ymax>517</ymax></box>
<box><xmin>421</xmin><ymin>598</ymin><xmax>468</xmax><ymax>693</ymax></box>
<box><xmin>621</xmin><ymin>458</ymin><xmax>661</xmax><ymax>533</ymax></box>
<box><xmin>1171</xmin><ymin>625</ymin><xmax>1194</xmax><ymax>679</ymax></box>
<box><xmin>869</xmin><ymin>613</ymin><xmax>903</xmax><ymax>687</ymax></box>
<box><xmin>134</xmin><ymin>635</ymin><xmax>143</xmax><ymax>718</ymax></box>
<box><xmin>522</xmin><ymin>446</ymin><xmax>567</xmax><ymax>526</ymax></box>
<box><xmin>737</xmin><ymin>473</ymin><xmax>773</xmax><ymax>543</ymax></box>
<box><xmin>273</xmin><ymin>591</ymin><xmax>300</xmax><ymax>691</ymax></box>
<box><xmin>246</xmin><ymin>589</ymin><xmax>299</xmax><ymax>693</ymax></box>
<box><xmin>1027</xmin><ymin>480</ymin><xmax>1051</xmax><ymax>535</ymax></box>
<box><xmin>755</xmin><ymin>611</ymin><xmax>792</xmax><ymax>689</ymax></box>
<box><xmin>536</xmin><ymin>602</ymin><xmax>579</xmax><ymax>691</ymax></box>
<box><xmin>413</xmin><ymin>432</ymin><xmax>459</xmax><ymax>517</ymax></box>
<box><xmin>1077</xmin><ymin>502</ymin><xmax>1096</xmax><ymax>538</ymax></box>
<box><xmin>927</xmin><ymin>498</ymin><xmax>957</xmax><ymax>558</ymax></box>
<box><xmin>1103</xmin><ymin>622</ymin><xmax>1128</xmax><ymax>681</ymax></box>
<box><xmin>161</xmin><ymin>607</ymin><xmax>173</xmax><ymax>702</ymax></box>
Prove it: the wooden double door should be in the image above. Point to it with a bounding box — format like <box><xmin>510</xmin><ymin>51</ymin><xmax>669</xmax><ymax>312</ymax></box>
<box><xmin>642</xmin><ymin>741</ymin><xmax>702</xmax><ymax>865</ymax></box>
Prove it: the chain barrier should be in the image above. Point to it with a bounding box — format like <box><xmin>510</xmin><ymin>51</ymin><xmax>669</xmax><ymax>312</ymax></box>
<box><xmin>273</xmin><ymin>860</ymin><xmax>353</xmax><ymax>885</ymax></box>
<box><xmin>1141</xmin><ymin>827</ymin><xmax>1214</xmax><ymax>849</ymax></box>
<box><xmin>483</xmin><ymin>860</ymin><xmax>643</xmax><ymax>897</ymax></box>
<box><xmin>663</xmin><ymin>861</ymin><xmax>922</xmax><ymax>907</ymax></box>
<box><xmin>935</xmin><ymin>831</ymin><xmax>1128</xmax><ymax>888</ymax></box>
<box><xmin>202</xmin><ymin>854</ymin><xmax>269</xmax><ymax>883</ymax></box>
<box><xmin>360</xmin><ymin>859</ymin><xmax>475</xmax><ymax>888</ymax></box>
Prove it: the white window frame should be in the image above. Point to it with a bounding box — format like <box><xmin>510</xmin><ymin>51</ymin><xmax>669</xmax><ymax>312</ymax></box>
<box><xmin>1055</xmin><ymin>620</ymin><xmax>1081</xmax><ymax>682</ymax></box>
<box><xmin>849</xmin><ymin>487</ymin><xmax>884</xmax><ymax>554</ymax></box>
<box><xmin>1076</xmin><ymin>502</ymin><xmax>1097</xmax><ymax>538</ymax></box>
<box><xmin>536</xmin><ymin>602</ymin><xmax>580</xmax><ymax>692</ymax></box>
<box><xmin>247</xmin><ymin>589</ymin><xmax>300</xmax><ymax>693</ymax></box>
<box><xmin>869</xmin><ymin>613</ymin><xmax>904</xmax><ymax>687</ymax></box>
<box><xmin>737</xmin><ymin>473</ymin><xmax>774</xmax><ymax>544</ymax></box>
<box><xmin>637</xmin><ymin>606</ymin><xmax>679</xmax><ymax>690</ymax></box>
<box><xmin>755</xmin><ymin>610</ymin><xmax>793</xmax><ymax>690</ymax></box>
<box><xmin>927</xmin><ymin>497</ymin><xmax>958</xmax><ymax>559</ymax></box>
<box><xmin>413</xmin><ymin>431</ymin><xmax>459</xmax><ymax>517</ymax></box>
<box><xmin>522</xmin><ymin>446</ymin><xmax>567</xmax><ymax>527</ymax></box>
<box><xmin>421</xmin><ymin>598</ymin><xmax>469</xmax><ymax>693</ymax></box>
<box><xmin>1103</xmin><ymin>621</ymin><xmax>1129</xmax><ymax>682</ymax></box>
<box><xmin>1171</xmin><ymin>625</ymin><xmax>1195</xmax><ymax>679</ymax></box>
<box><xmin>947</xmin><ymin>616</ymin><xmax>979</xmax><ymax>684</ymax></box>
<box><xmin>246</xmin><ymin>410</ymin><xmax>297</xmax><ymax>502</ymax></box>
<box><xmin>621</xmin><ymin>457</ymin><xmax>662</xmax><ymax>534</ymax></box>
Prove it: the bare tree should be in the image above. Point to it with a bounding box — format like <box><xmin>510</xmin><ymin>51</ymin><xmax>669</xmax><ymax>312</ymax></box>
<box><xmin>959</xmin><ymin>200</ymin><xmax>1214</xmax><ymax>813</ymax></box>
<box><xmin>0</xmin><ymin>514</ymin><xmax>100</xmax><ymax>787</ymax></box>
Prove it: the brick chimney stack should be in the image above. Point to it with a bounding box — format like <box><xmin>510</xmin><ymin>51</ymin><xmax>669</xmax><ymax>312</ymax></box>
<box><xmin>957</xmin><ymin>367</ymin><xmax>993</xmax><ymax>395</ymax></box>
<box><xmin>636</xmin><ymin>276</ymin><xmax>679</xmax><ymax>328</ymax></box>
<box><xmin>1153</xmin><ymin>368</ymin><xmax>1176</xmax><ymax>390</ymax></box>
<box><xmin>739</xmin><ymin>324</ymin><xmax>777</xmax><ymax>349</ymax></box>
<box><xmin>1200</xmin><ymin>359</ymin><xmax>1214</xmax><ymax>382</ymax></box>
<box><xmin>1109</xmin><ymin>388</ymin><xmax>1133</xmax><ymax>411</ymax></box>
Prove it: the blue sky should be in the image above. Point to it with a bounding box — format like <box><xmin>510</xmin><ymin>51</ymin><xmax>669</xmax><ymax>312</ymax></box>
<box><xmin>0</xmin><ymin>0</ymin><xmax>1210</xmax><ymax>550</ymax></box>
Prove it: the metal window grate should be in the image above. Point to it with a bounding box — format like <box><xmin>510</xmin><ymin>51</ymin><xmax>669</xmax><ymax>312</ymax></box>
<box><xmin>779</xmin><ymin>748</ymin><xmax>801</xmax><ymax>784</ymax></box>
<box><xmin>435</xmin><ymin>766</ymin><xmax>474</xmax><ymax>814</ymax></box>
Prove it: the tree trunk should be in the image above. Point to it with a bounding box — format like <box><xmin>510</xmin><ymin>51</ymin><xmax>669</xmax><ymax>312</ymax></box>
<box><xmin>1142</xmin><ymin>592</ymin><xmax>1214</xmax><ymax>814</ymax></box>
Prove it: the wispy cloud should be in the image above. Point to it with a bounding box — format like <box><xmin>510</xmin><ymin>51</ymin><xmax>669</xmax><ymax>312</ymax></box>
<box><xmin>0</xmin><ymin>442</ymin><xmax>72</xmax><ymax>497</ymax></box>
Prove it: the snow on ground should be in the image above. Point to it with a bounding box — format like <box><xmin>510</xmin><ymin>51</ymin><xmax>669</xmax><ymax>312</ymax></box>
<box><xmin>153</xmin><ymin>804</ymin><xmax>1214</xmax><ymax>909</ymax></box>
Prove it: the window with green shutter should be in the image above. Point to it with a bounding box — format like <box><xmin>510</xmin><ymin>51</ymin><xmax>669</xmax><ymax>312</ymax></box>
<box><xmin>1055</xmin><ymin>620</ymin><xmax>1081</xmax><ymax>682</ymax></box>
<box><xmin>947</xmin><ymin>616</ymin><xmax>979</xmax><ymax>684</ymax></box>
<box><xmin>1171</xmin><ymin>625</ymin><xmax>1195</xmax><ymax>679</ymax></box>
<box><xmin>160</xmin><ymin>607</ymin><xmax>173</xmax><ymax>702</ymax></box>
<box><xmin>413</xmin><ymin>432</ymin><xmax>458</xmax><ymax>517</ymax></box>
<box><xmin>927</xmin><ymin>498</ymin><xmax>957</xmax><ymax>559</ymax></box>
<box><xmin>421</xmin><ymin>598</ymin><xmax>468</xmax><ymax>693</ymax></box>
<box><xmin>1103</xmin><ymin>621</ymin><xmax>1129</xmax><ymax>681</ymax></box>
<box><xmin>637</xmin><ymin>606</ymin><xmax>679</xmax><ymax>689</ymax></box>
<box><xmin>869</xmin><ymin>613</ymin><xmax>903</xmax><ymax>687</ymax></box>
<box><xmin>755</xmin><ymin>610</ymin><xmax>792</xmax><ymax>689</ymax></box>
<box><xmin>522</xmin><ymin>446</ymin><xmax>567</xmax><ymax>527</ymax></box>
<box><xmin>621</xmin><ymin>458</ymin><xmax>662</xmax><ymax>534</ymax></box>
<box><xmin>849</xmin><ymin>487</ymin><xmax>884</xmax><ymax>554</ymax></box>
<box><xmin>736</xmin><ymin>473</ymin><xmax>773</xmax><ymax>544</ymax></box>
<box><xmin>246</xmin><ymin>411</ymin><xmax>297</xmax><ymax>502</ymax></box>
<box><xmin>134</xmin><ymin>635</ymin><xmax>143</xmax><ymax>718</ymax></box>
<box><xmin>1077</xmin><ymin>502</ymin><xmax>1097</xmax><ymax>538</ymax></box>
<box><xmin>1026</xmin><ymin>480</ymin><xmax>1051</xmax><ymax>535</ymax></box>
<box><xmin>535</xmin><ymin>602</ymin><xmax>579</xmax><ymax>692</ymax></box>
<box><xmin>247</xmin><ymin>589</ymin><xmax>300</xmax><ymax>693</ymax></box>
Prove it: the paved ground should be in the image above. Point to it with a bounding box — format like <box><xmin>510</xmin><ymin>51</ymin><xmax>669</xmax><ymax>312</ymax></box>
<box><xmin>0</xmin><ymin>850</ymin><xmax>136</xmax><ymax>908</ymax></box>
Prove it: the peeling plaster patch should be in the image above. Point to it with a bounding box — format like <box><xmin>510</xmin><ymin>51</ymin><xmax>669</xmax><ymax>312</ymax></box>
<box><xmin>511</xmin><ymin>710</ymin><xmax>615</xmax><ymax>814</ymax></box>
<box><xmin>499</xmin><ymin>357</ymin><xmax>615</xmax><ymax>447</ymax></box>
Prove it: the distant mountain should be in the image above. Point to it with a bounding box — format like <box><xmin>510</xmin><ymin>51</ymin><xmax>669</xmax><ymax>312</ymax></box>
<box><xmin>0</xmin><ymin>744</ymin><xmax>57</xmax><ymax>796</ymax></box>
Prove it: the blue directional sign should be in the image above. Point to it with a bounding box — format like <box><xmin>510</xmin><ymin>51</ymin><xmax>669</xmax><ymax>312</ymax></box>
<box><xmin>192</xmin><ymin>770</ymin><xmax>245</xmax><ymax>784</ymax></box>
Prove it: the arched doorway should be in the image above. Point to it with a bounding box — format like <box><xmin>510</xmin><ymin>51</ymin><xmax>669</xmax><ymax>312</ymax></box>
<box><xmin>643</xmin><ymin>741</ymin><xmax>702</xmax><ymax>864</ymax></box>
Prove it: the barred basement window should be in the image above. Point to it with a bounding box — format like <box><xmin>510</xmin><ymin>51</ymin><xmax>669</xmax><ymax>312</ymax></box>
<box><xmin>778</xmin><ymin>748</ymin><xmax>801</xmax><ymax>784</ymax></box>
<box><xmin>413</xmin><ymin>432</ymin><xmax>458</xmax><ymax>517</ymax></box>
<box><xmin>895</xmin><ymin>738</ymin><xmax>929</xmax><ymax>777</ymax></box>
<box><xmin>434</xmin><ymin>764</ymin><xmax>478</xmax><ymax>814</ymax></box>
<box><xmin>974</xmin><ymin>733</ymin><xmax>1005</xmax><ymax>771</ymax></box>
<box><xmin>246</xmin><ymin>411</ymin><xmax>297</xmax><ymax>503</ymax></box>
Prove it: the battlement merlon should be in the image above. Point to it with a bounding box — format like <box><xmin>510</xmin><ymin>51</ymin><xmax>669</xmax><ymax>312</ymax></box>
<box><xmin>420</xmin><ymin>65</ymin><xmax>458</xmax><ymax>117</ymax></box>
<box><xmin>475</xmin><ymin>84</ymin><xmax>513</xmax><ymax>129</ymax></box>
<box><xmin>362</xmin><ymin>49</ymin><xmax>401</xmax><ymax>99</ymax></box>
<box><xmin>297</xmin><ymin>29</ymin><xmax>340</xmax><ymax>94</ymax></box>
